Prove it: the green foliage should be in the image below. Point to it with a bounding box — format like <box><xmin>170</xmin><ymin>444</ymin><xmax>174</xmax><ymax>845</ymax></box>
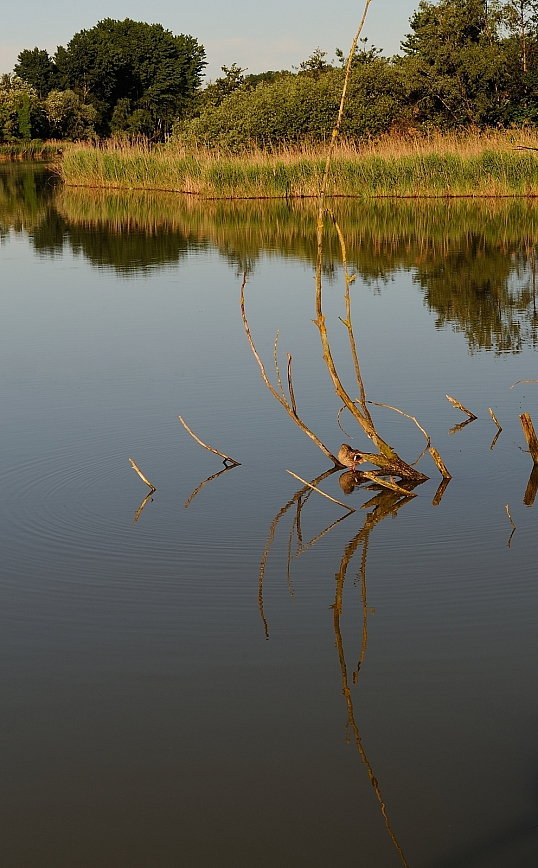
<box><xmin>0</xmin><ymin>75</ymin><xmax>45</xmax><ymax>143</ymax></box>
<box><xmin>178</xmin><ymin>60</ymin><xmax>403</xmax><ymax>147</ymax></box>
<box><xmin>45</xmin><ymin>90</ymin><xmax>97</xmax><ymax>139</ymax></box>
<box><xmin>14</xmin><ymin>48</ymin><xmax>58</xmax><ymax>97</ymax></box>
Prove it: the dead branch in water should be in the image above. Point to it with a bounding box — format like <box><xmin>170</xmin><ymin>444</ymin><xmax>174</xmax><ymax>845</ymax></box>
<box><xmin>286</xmin><ymin>469</ymin><xmax>355</xmax><ymax>511</ymax></box>
<box><xmin>446</xmin><ymin>395</ymin><xmax>477</xmax><ymax>419</ymax></box>
<box><xmin>178</xmin><ymin>416</ymin><xmax>240</xmax><ymax>466</ymax></box>
<box><xmin>488</xmin><ymin>408</ymin><xmax>502</xmax><ymax>430</ymax></box>
<box><xmin>505</xmin><ymin>504</ymin><xmax>516</xmax><ymax>547</ymax></box>
<box><xmin>361</xmin><ymin>471</ymin><xmax>417</xmax><ymax>498</ymax></box>
<box><xmin>510</xmin><ymin>379</ymin><xmax>538</xmax><ymax>388</ymax></box>
<box><xmin>128</xmin><ymin>458</ymin><xmax>156</xmax><ymax>491</ymax></box>
<box><xmin>240</xmin><ymin>274</ymin><xmax>341</xmax><ymax>466</ymax></box>
<box><xmin>520</xmin><ymin>413</ymin><xmax>538</xmax><ymax>463</ymax></box>
<box><xmin>429</xmin><ymin>446</ymin><xmax>452</xmax><ymax>479</ymax></box>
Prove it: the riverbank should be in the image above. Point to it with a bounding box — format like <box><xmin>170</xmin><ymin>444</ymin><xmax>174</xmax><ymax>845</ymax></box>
<box><xmin>57</xmin><ymin>131</ymin><xmax>538</xmax><ymax>199</ymax></box>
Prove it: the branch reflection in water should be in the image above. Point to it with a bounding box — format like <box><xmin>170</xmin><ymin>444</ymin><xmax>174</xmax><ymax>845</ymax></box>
<box><xmin>259</xmin><ymin>471</ymin><xmax>417</xmax><ymax>866</ymax></box>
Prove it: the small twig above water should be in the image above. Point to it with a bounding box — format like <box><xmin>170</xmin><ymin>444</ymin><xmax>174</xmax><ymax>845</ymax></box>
<box><xmin>446</xmin><ymin>394</ymin><xmax>477</xmax><ymax>419</ymax></box>
<box><xmin>361</xmin><ymin>471</ymin><xmax>417</xmax><ymax>498</ymax></box>
<box><xmin>178</xmin><ymin>416</ymin><xmax>240</xmax><ymax>466</ymax></box>
<box><xmin>511</xmin><ymin>379</ymin><xmax>538</xmax><ymax>388</ymax></box>
<box><xmin>520</xmin><ymin>412</ymin><xmax>538</xmax><ymax>464</ymax></box>
<box><xmin>505</xmin><ymin>504</ymin><xmax>516</xmax><ymax>547</ymax></box>
<box><xmin>128</xmin><ymin>458</ymin><xmax>156</xmax><ymax>491</ymax></box>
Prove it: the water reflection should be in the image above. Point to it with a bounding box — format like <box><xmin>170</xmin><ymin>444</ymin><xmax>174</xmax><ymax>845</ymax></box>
<box><xmin>4</xmin><ymin>163</ymin><xmax>538</xmax><ymax>354</ymax></box>
<box><xmin>261</xmin><ymin>473</ymin><xmax>417</xmax><ymax>865</ymax></box>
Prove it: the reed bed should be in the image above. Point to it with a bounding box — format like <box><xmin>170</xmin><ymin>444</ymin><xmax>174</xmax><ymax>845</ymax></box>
<box><xmin>58</xmin><ymin>132</ymin><xmax>538</xmax><ymax>198</ymax></box>
<box><xmin>0</xmin><ymin>142</ymin><xmax>62</xmax><ymax>161</ymax></box>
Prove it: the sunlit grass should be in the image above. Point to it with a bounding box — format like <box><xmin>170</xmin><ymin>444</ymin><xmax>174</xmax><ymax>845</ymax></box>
<box><xmin>57</xmin><ymin>131</ymin><xmax>538</xmax><ymax>198</ymax></box>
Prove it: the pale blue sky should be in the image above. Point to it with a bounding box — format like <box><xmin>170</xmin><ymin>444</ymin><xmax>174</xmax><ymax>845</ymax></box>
<box><xmin>1</xmin><ymin>1</ymin><xmax>418</xmax><ymax>80</ymax></box>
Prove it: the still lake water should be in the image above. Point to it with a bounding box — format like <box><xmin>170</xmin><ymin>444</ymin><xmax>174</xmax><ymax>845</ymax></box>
<box><xmin>2</xmin><ymin>163</ymin><xmax>538</xmax><ymax>867</ymax></box>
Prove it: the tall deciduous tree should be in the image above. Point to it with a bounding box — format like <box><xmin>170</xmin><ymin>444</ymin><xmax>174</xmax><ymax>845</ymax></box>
<box><xmin>53</xmin><ymin>19</ymin><xmax>206</xmax><ymax>137</ymax></box>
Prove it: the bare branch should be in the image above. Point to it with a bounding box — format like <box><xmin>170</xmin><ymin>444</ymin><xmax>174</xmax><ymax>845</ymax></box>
<box><xmin>488</xmin><ymin>407</ymin><xmax>502</xmax><ymax>430</ymax></box>
<box><xmin>286</xmin><ymin>469</ymin><xmax>355</xmax><ymax>511</ymax></box>
<box><xmin>240</xmin><ymin>274</ymin><xmax>341</xmax><ymax>465</ymax></box>
<box><xmin>179</xmin><ymin>416</ymin><xmax>240</xmax><ymax>466</ymax></box>
<box><xmin>446</xmin><ymin>395</ymin><xmax>477</xmax><ymax>419</ymax></box>
<box><xmin>429</xmin><ymin>446</ymin><xmax>452</xmax><ymax>479</ymax></box>
<box><xmin>361</xmin><ymin>471</ymin><xmax>417</xmax><ymax>498</ymax></box>
<box><xmin>510</xmin><ymin>379</ymin><xmax>538</xmax><ymax>389</ymax></box>
<box><xmin>128</xmin><ymin>458</ymin><xmax>156</xmax><ymax>491</ymax></box>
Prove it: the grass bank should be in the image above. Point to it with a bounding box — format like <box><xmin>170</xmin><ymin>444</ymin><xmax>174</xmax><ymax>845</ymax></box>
<box><xmin>0</xmin><ymin>141</ymin><xmax>63</xmax><ymax>161</ymax></box>
<box><xmin>58</xmin><ymin>131</ymin><xmax>538</xmax><ymax>198</ymax></box>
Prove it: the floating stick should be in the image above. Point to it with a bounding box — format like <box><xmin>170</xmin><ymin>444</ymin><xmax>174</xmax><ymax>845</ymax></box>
<box><xmin>178</xmin><ymin>416</ymin><xmax>240</xmax><ymax>466</ymax></box>
<box><xmin>285</xmin><ymin>470</ymin><xmax>355</xmax><ymax>511</ymax></box>
<box><xmin>128</xmin><ymin>458</ymin><xmax>156</xmax><ymax>491</ymax></box>
<box><xmin>520</xmin><ymin>413</ymin><xmax>538</xmax><ymax>464</ymax></box>
<box><xmin>446</xmin><ymin>395</ymin><xmax>477</xmax><ymax>419</ymax></box>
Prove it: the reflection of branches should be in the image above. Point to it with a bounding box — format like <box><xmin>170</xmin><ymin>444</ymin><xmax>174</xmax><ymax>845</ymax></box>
<box><xmin>333</xmin><ymin>488</ymin><xmax>413</xmax><ymax>867</ymax></box>
<box><xmin>133</xmin><ymin>491</ymin><xmax>154</xmax><ymax>523</ymax></box>
<box><xmin>258</xmin><ymin>469</ymin><xmax>341</xmax><ymax>638</ymax></box>
<box><xmin>184</xmin><ymin>463</ymin><xmax>239</xmax><ymax>509</ymax></box>
<box><xmin>449</xmin><ymin>416</ymin><xmax>476</xmax><ymax>435</ymax></box>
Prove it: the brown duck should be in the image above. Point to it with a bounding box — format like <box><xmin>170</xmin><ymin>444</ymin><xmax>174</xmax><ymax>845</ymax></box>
<box><xmin>337</xmin><ymin>443</ymin><xmax>364</xmax><ymax>472</ymax></box>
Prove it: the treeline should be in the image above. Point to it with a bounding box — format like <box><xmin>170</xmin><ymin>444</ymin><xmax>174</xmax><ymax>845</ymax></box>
<box><xmin>0</xmin><ymin>19</ymin><xmax>205</xmax><ymax>142</ymax></box>
<box><xmin>4</xmin><ymin>1</ymin><xmax>538</xmax><ymax>145</ymax></box>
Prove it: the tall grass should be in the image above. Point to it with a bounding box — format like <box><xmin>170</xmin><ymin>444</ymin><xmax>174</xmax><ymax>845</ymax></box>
<box><xmin>0</xmin><ymin>141</ymin><xmax>62</xmax><ymax>161</ymax></box>
<box><xmin>57</xmin><ymin>132</ymin><xmax>538</xmax><ymax>198</ymax></box>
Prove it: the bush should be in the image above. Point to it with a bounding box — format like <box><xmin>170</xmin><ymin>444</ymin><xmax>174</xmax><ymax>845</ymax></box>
<box><xmin>176</xmin><ymin>60</ymin><xmax>405</xmax><ymax>147</ymax></box>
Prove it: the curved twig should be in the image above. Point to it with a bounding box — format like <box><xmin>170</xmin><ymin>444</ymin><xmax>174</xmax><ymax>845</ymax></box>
<box><xmin>179</xmin><ymin>416</ymin><xmax>240</xmax><ymax>466</ymax></box>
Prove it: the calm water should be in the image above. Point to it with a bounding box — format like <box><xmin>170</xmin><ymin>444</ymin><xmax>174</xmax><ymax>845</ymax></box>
<box><xmin>2</xmin><ymin>163</ymin><xmax>538</xmax><ymax>867</ymax></box>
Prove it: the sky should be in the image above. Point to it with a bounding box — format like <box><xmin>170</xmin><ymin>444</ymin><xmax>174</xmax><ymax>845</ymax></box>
<box><xmin>1</xmin><ymin>1</ymin><xmax>418</xmax><ymax>80</ymax></box>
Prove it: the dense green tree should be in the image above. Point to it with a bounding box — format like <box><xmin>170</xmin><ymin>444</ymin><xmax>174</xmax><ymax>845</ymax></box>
<box><xmin>14</xmin><ymin>48</ymin><xmax>58</xmax><ymax>98</ymax></box>
<box><xmin>398</xmin><ymin>0</ymin><xmax>508</xmax><ymax>126</ymax></box>
<box><xmin>53</xmin><ymin>19</ymin><xmax>206</xmax><ymax>137</ymax></box>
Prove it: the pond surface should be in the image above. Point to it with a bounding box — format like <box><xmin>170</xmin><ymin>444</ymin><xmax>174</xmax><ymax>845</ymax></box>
<box><xmin>2</xmin><ymin>162</ymin><xmax>538</xmax><ymax>868</ymax></box>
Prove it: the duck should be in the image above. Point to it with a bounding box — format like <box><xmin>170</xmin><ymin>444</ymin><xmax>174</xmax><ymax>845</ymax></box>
<box><xmin>337</xmin><ymin>443</ymin><xmax>365</xmax><ymax>472</ymax></box>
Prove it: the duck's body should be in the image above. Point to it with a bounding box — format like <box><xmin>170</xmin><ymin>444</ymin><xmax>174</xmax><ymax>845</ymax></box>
<box><xmin>337</xmin><ymin>443</ymin><xmax>364</xmax><ymax>471</ymax></box>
